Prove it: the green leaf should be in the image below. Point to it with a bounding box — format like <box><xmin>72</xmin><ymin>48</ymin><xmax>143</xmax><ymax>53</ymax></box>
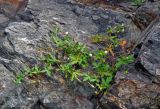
<box><xmin>71</xmin><ymin>70</ymin><xmax>82</xmax><ymax>81</ymax></box>
<box><xmin>15</xmin><ymin>73</ymin><xmax>25</xmax><ymax>84</ymax></box>
<box><xmin>41</xmin><ymin>64</ymin><xmax>53</xmax><ymax>76</ymax></box>
<box><xmin>115</xmin><ymin>55</ymin><xmax>134</xmax><ymax>69</ymax></box>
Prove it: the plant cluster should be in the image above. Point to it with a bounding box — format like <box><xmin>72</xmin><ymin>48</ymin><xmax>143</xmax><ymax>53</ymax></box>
<box><xmin>15</xmin><ymin>25</ymin><xmax>134</xmax><ymax>94</ymax></box>
<box><xmin>131</xmin><ymin>0</ymin><xmax>145</xmax><ymax>6</ymax></box>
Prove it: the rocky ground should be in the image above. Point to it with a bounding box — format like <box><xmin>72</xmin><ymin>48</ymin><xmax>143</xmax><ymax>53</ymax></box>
<box><xmin>0</xmin><ymin>0</ymin><xmax>160</xmax><ymax>109</ymax></box>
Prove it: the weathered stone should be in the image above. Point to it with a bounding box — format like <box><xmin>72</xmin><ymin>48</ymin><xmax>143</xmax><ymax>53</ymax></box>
<box><xmin>0</xmin><ymin>0</ymin><xmax>28</xmax><ymax>17</ymax></box>
<box><xmin>0</xmin><ymin>0</ymin><xmax>159</xmax><ymax>108</ymax></box>
<box><xmin>113</xmin><ymin>79</ymin><xmax>160</xmax><ymax>108</ymax></box>
<box><xmin>0</xmin><ymin>63</ymin><xmax>36</xmax><ymax>108</ymax></box>
<box><xmin>101</xmin><ymin>76</ymin><xmax>160</xmax><ymax>109</ymax></box>
<box><xmin>132</xmin><ymin>0</ymin><xmax>160</xmax><ymax>30</ymax></box>
<box><xmin>137</xmin><ymin>17</ymin><xmax>160</xmax><ymax>82</ymax></box>
<box><xmin>5</xmin><ymin>21</ymin><xmax>53</xmax><ymax>59</ymax></box>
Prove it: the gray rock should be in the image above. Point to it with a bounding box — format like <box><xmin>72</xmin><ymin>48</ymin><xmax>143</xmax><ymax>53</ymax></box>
<box><xmin>0</xmin><ymin>0</ymin><xmax>159</xmax><ymax>108</ymax></box>
<box><xmin>101</xmin><ymin>79</ymin><xmax>160</xmax><ymax>109</ymax></box>
<box><xmin>5</xmin><ymin>21</ymin><xmax>53</xmax><ymax>59</ymax></box>
<box><xmin>138</xmin><ymin>17</ymin><xmax>160</xmax><ymax>82</ymax></box>
<box><xmin>132</xmin><ymin>0</ymin><xmax>160</xmax><ymax>30</ymax></box>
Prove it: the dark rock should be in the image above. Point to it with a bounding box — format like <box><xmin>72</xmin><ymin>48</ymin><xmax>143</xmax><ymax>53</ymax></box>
<box><xmin>101</xmin><ymin>76</ymin><xmax>160</xmax><ymax>109</ymax></box>
<box><xmin>132</xmin><ymin>0</ymin><xmax>160</xmax><ymax>30</ymax></box>
<box><xmin>112</xmin><ymin>79</ymin><xmax>160</xmax><ymax>109</ymax></box>
<box><xmin>0</xmin><ymin>0</ymin><xmax>28</xmax><ymax>18</ymax></box>
<box><xmin>0</xmin><ymin>0</ymin><xmax>158</xmax><ymax>108</ymax></box>
<box><xmin>137</xmin><ymin>17</ymin><xmax>160</xmax><ymax>82</ymax></box>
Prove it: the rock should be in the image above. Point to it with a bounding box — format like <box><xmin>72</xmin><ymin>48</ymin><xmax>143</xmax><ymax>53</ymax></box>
<box><xmin>113</xmin><ymin>79</ymin><xmax>160</xmax><ymax>109</ymax></box>
<box><xmin>0</xmin><ymin>63</ymin><xmax>37</xmax><ymax>108</ymax></box>
<box><xmin>101</xmin><ymin>71</ymin><xmax>160</xmax><ymax>109</ymax></box>
<box><xmin>0</xmin><ymin>0</ymin><xmax>158</xmax><ymax>108</ymax></box>
<box><xmin>5</xmin><ymin>21</ymin><xmax>53</xmax><ymax>59</ymax></box>
<box><xmin>137</xmin><ymin>16</ymin><xmax>160</xmax><ymax>82</ymax></box>
<box><xmin>0</xmin><ymin>0</ymin><xmax>28</xmax><ymax>17</ymax></box>
<box><xmin>116</xmin><ymin>0</ymin><xmax>160</xmax><ymax>31</ymax></box>
<box><xmin>0</xmin><ymin>64</ymin><xmax>14</xmax><ymax>97</ymax></box>
<box><xmin>0</xmin><ymin>14</ymin><xmax>9</xmax><ymax>24</ymax></box>
<box><xmin>23</xmin><ymin>73</ymin><xmax>94</xmax><ymax>109</ymax></box>
<box><xmin>74</xmin><ymin>0</ymin><xmax>99</xmax><ymax>4</ymax></box>
<box><xmin>132</xmin><ymin>0</ymin><xmax>160</xmax><ymax>30</ymax></box>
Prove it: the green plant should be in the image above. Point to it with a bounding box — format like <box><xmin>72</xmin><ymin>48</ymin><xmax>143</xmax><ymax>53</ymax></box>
<box><xmin>131</xmin><ymin>0</ymin><xmax>145</xmax><ymax>6</ymax></box>
<box><xmin>115</xmin><ymin>55</ymin><xmax>134</xmax><ymax>70</ymax></box>
<box><xmin>90</xmin><ymin>24</ymin><xmax>125</xmax><ymax>45</ymax></box>
<box><xmin>69</xmin><ymin>53</ymin><xmax>89</xmax><ymax>68</ymax></box>
<box><xmin>90</xmin><ymin>50</ymin><xmax>134</xmax><ymax>92</ymax></box>
<box><xmin>83</xmin><ymin>73</ymin><xmax>99</xmax><ymax>83</ymax></box>
<box><xmin>40</xmin><ymin>53</ymin><xmax>58</xmax><ymax>66</ymax></box>
<box><xmin>96</xmin><ymin>76</ymin><xmax>113</xmax><ymax>91</ymax></box>
<box><xmin>41</xmin><ymin>64</ymin><xmax>53</xmax><ymax>76</ymax></box>
<box><xmin>15</xmin><ymin>25</ymin><xmax>134</xmax><ymax>95</ymax></box>
<box><xmin>107</xmin><ymin>24</ymin><xmax>125</xmax><ymax>35</ymax></box>
<box><xmin>70</xmin><ymin>70</ymin><xmax>83</xmax><ymax>81</ymax></box>
<box><xmin>59</xmin><ymin>63</ymin><xmax>72</xmax><ymax>78</ymax></box>
<box><xmin>15</xmin><ymin>73</ymin><xmax>25</xmax><ymax>84</ymax></box>
<box><xmin>15</xmin><ymin>53</ymin><xmax>58</xmax><ymax>84</ymax></box>
<box><xmin>15</xmin><ymin>65</ymin><xmax>42</xmax><ymax>84</ymax></box>
<box><xmin>90</xmin><ymin>34</ymin><xmax>107</xmax><ymax>44</ymax></box>
<box><xmin>28</xmin><ymin>65</ymin><xmax>41</xmax><ymax>76</ymax></box>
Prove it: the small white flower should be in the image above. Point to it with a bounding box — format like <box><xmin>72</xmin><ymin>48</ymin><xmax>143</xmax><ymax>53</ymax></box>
<box><xmin>89</xmin><ymin>53</ymin><xmax>93</xmax><ymax>57</ymax></box>
<box><xmin>2</xmin><ymin>84</ymin><xmax>6</xmax><ymax>88</ymax></box>
<box><xmin>65</xmin><ymin>32</ymin><xmax>69</xmax><ymax>35</ymax></box>
<box><xmin>122</xmin><ymin>28</ymin><xmax>125</xmax><ymax>32</ymax></box>
<box><xmin>104</xmin><ymin>51</ymin><xmax>108</xmax><ymax>54</ymax></box>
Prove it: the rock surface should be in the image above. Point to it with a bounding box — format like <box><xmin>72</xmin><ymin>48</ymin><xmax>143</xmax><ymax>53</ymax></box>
<box><xmin>0</xmin><ymin>0</ymin><xmax>160</xmax><ymax>109</ymax></box>
<box><xmin>101</xmin><ymin>70</ymin><xmax>160</xmax><ymax>109</ymax></box>
<box><xmin>137</xmin><ymin>17</ymin><xmax>160</xmax><ymax>82</ymax></box>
